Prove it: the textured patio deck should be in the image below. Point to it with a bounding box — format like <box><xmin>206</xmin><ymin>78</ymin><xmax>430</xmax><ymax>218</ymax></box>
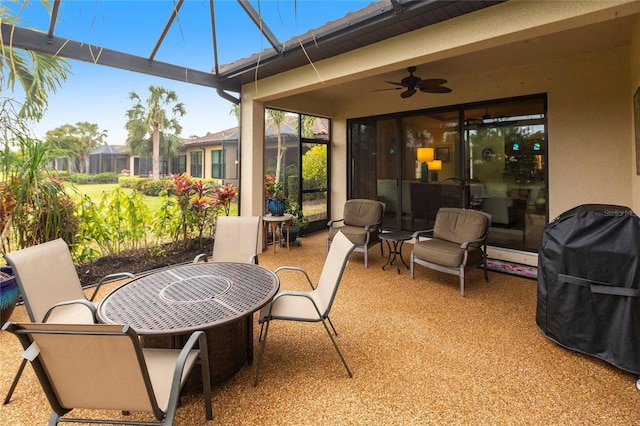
<box><xmin>1</xmin><ymin>231</ymin><xmax>639</xmax><ymax>425</ymax></box>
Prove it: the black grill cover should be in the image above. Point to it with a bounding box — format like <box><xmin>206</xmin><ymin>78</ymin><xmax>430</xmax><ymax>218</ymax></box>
<box><xmin>537</xmin><ymin>204</ymin><xmax>640</xmax><ymax>374</ymax></box>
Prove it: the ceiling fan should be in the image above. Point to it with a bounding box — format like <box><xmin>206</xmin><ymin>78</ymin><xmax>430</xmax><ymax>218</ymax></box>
<box><xmin>374</xmin><ymin>66</ymin><xmax>452</xmax><ymax>98</ymax></box>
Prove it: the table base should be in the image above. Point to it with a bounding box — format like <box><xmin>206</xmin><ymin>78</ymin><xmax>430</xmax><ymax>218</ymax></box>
<box><xmin>142</xmin><ymin>315</ymin><xmax>253</xmax><ymax>386</ymax></box>
<box><xmin>382</xmin><ymin>240</ymin><xmax>410</xmax><ymax>274</ymax></box>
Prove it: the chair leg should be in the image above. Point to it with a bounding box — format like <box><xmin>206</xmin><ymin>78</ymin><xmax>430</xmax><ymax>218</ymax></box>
<box><xmin>320</xmin><ymin>318</ymin><xmax>352</xmax><ymax>378</ymax></box>
<box><xmin>326</xmin><ymin>316</ymin><xmax>338</xmax><ymax>336</ymax></box>
<box><xmin>459</xmin><ymin>269</ymin><xmax>465</xmax><ymax>297</ymax></box>
<box><xmin>254</xmin><ymin>320</ymin><xmax>271</xmax><ymax>386</ymax></box>
<box><xmin>364</xmin><ymin>248</ymin><xmax>368</xmax><ymax>268</ymax></box>
<box><xmin>410</xmin><ymin>253</ymin><xmax>415</xmax><ymax>279</ymax></box>
<box><xmin>3</xmin><ymin>358</ymin><xmax>27</xmax><ymax>404</ymax></box>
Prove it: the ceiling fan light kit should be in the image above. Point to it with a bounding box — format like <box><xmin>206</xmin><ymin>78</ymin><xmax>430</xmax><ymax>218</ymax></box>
<box><xmin>377</xmin><ymin>66</ymin><xmax>452</xmax><ymax>98</ymax></box>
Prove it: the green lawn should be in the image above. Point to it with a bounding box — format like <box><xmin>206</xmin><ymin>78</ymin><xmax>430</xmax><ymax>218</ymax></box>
<box><xmin>70</xmin><ymin>183</ymin><xmax>164</xmax><ymax>211</ymax></box>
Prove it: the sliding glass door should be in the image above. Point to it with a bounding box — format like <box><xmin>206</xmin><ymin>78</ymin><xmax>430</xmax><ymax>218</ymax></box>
<box><xmin>348</xmin><ymin>94</ymin><xmax>547</xmax><ymax>253</ymax></box>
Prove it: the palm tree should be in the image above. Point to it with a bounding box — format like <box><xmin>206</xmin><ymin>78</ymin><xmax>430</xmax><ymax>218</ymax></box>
<box><xmin>266</xmin><ymin>109</ymin><xmax>286</xmax><ymax>184</ymax></box>
<box><xmin>0</xmin><ymin>0</ymin><xmax>70</xmax><ymax>121</ymax></box>
<box><xmin>125</xmin><ymin>86</ymin><xmax>185</xmax><ymax>180</ymax></box>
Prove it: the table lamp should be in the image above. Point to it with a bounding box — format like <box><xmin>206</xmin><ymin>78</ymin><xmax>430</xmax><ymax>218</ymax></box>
<box><xmin>417</xmin><ymin>148</ymin><xmax>434</xmax><ymax>183</ymax></box>
<box><xmin>427</xmin><ymin>160</ymin><xmax>442</xmax><ymax>182</ymax></box>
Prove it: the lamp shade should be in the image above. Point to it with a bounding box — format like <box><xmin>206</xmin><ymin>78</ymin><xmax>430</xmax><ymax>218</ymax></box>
<box><xmin>417</xmin><ymin>147</ymin><xmax>434</xmax><ymax>162</ymax></box>
<box><xmin>427</xmin><ymin>160</ymin><xmax>442</xmax><ymax>171</ymax></box>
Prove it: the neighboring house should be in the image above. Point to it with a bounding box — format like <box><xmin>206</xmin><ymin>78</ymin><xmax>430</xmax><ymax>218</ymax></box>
<box><xmin>88</xmin><ymin>144</ymin><xmax>129</xmax><ymax>175</ymax></box>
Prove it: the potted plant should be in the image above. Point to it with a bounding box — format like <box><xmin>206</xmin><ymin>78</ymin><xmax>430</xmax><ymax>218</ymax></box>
<box><xmin>265</xmin><ymin>175</ymin><xmax>285</xmax><ymax>216</ymax></box>
<box><xmin>281</xmin><ymin>201</ymin><xmax>309</xmax><ymax>245</ymax></box>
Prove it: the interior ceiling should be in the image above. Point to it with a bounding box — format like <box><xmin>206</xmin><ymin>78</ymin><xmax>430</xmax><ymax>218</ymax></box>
<box><xmin>307</xmin><ymin>13</ymin><xmax>637</xmax><ymax>104</ymax></box>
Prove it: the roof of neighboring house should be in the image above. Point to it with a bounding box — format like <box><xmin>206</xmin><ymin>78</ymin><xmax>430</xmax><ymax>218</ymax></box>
<box><xmin>90</xmin><ymin>144</ymin><xmax>128</xmax><ymax>155</ymax></box>
<box><xmin>183</xmin><ymin>128</ymin><xmax>240</xmax><ymax>147</ymax></box>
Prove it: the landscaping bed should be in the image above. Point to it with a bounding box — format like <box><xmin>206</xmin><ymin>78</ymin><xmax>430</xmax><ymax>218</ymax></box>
<box><xmin>75</xmin><ymin>238</ymin><xmax>214</xmax><ymax>287</ymax></box>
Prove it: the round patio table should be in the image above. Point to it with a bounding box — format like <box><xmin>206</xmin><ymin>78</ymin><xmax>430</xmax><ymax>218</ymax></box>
<box><xmin>97</xmin><ymin>262</ymin><xmax>279</xmax><ymax>384</ymax></box>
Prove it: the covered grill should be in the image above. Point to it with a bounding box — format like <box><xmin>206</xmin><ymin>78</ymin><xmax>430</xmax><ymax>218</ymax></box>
<box><xmin>537</xmin><ymin>204</ymin><xmax>640</xmax><ymax>374</ymax></box>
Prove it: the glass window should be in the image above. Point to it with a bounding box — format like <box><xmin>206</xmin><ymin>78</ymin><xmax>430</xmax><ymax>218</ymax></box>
<box><xmin>211</xmin><ymin>150</ymin><xmax>224</xmax><ymax>179</ymax></box>
<box><xmin>190</xmin><ymin>151</ymin><xmax>202</xmax><ymax>178</ymax></box>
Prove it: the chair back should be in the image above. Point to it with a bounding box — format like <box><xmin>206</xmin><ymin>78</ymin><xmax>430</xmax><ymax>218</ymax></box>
<box><xmin>4</xmin><ymin>322</ymin><xmax>162</xmax><ymax>419</ymax></box>
<box><xmin>342</xmin><ymin>199</ymin><xmax>384</xmax><ymax>228</ymax></box>
<box><xmin>433</xmin><ymin>208</ymin><xmax>490</xmax><ymax>246</ymax></box>
<box><xmin>315</xmin><ymin>231</ymin><xmax>356</xmax><ymax>316</ymax></box>
<box><xmin>5</xmin><ymin>239</ymin><xmax>88</xmax><ymax>322</ymax></box>
<box><xmin>212</xmin><ymin>216</ymin><xmax>260</xmax><ymax>263</ymax></box>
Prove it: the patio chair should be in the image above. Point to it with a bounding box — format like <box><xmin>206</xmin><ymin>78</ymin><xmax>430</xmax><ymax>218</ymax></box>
<box><xmin>2</xmin><ymin>238</ymin><xmax>135</xmax><ymax>404</ymax></box>
<box><xmin>326</xmin><ymin>199</ymin><xmax>384</xmax><ymax>267</ymax></box>
<box><xmin>194</xmin><ymin>216</ymin><xmax>261</xmax><ymax>264</ymax></box>
<box><xmin>3</xmin><ymin>322</ymin><xmax>213</xmax><ymax>426</ymax></box>
<box><xmin>254</xmin><ymin>231</ymin><xmax>356</xmax><ymax>386</ymax></box>
<box><xmin>410</xmin><ymin>208</ymin><xmax>491</xmax><ymax>297</ymax></box>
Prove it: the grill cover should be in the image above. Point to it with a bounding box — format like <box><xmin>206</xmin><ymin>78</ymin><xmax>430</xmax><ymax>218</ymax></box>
<box><xmin>536</xmin><ymin>204</ymin><xmax>640</xmax><ymax>374</ymax></box>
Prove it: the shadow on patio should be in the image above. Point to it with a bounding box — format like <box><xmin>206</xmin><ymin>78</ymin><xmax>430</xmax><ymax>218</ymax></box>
<box><xmin>1</xmin><ymin>231</ymin><xmax>638</xmax><ymax>425</ymax></box>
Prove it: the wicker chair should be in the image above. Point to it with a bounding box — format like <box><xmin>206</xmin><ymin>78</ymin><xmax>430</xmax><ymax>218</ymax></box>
<box><xmin>326</xmin><ymin>199</ymin><xmax>384</xmax><ymax>267</ymax></box>
<box><xmin>410</xmin><ymin>208</ymin><xmax>491</xmax><ymax>297</ymax></box>
<box><xmin>3</xmin><ymin>322</ymin><xmax>212</xmax><ymax>425</ymax></box>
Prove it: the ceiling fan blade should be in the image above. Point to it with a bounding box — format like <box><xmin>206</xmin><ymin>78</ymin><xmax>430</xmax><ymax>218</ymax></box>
<box><xmin>401</xmin><ymin>89</ymin><xmax>416</xmax><ymax>98</ymax></box>
<box><xmin>384</xmin><ymin>80</ymin><xmax>407</xmax><ymax>88</ymax></box>
<box><xmin>416</xmin><ymin>78</ymin><xmax>448</xmax><ymax>87</ymax></box>
<box><xmin>419</xmin><ymin>85</ymin><xmax>452</xmax><ymax>94</ymax></box>
<box><xmin>371</xmin><ymin>87</ymin><xmax>402</xmax><ymax>92</ymax></box>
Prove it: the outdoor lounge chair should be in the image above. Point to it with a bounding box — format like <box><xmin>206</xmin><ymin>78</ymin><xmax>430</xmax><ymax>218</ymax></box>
<box><xmin>410</xmin><ymin>208</ymin><xmax>491</xmax><ymax>297</ymax></box>
<box><xmin>254</xmin><ymin>231</ymin><xmax>356</xmax><ymax>386</ymax></box>
<box><xmin>3</xmin><ymin>322</ymin><xmax>213</xmax><ymax>426</ymax></box>
<box><xmin>2</xmin><ymin>238</ymin><xmax>135</xmax><ymax>404</ymax></box>
<box><xmin>326</xmin><ymin>199</ymin><xmax>384</xmax><ymax>267</ymax></box>
<box><xmin>194</xmin><ymin>216</ymin><xmax>261</xmax><ymax>264</ymax></box>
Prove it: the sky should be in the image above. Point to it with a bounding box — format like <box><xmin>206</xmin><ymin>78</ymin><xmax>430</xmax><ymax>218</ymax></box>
<box><xmin>8</xmin><ymin>0</ymin><xmax>373</xmax><ymax>145</ymax></box>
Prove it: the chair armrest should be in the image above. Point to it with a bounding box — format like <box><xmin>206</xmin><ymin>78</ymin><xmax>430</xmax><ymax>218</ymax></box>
<box><xmin>274</xmin><ymin>266</ymin><xmax>315</xmax><ymax>290</ymax></box>
<box><xmin>42</xmin><ymin>299</ymin><xmax>97</xmax><ymax>322</ymax></box>
<box><xmin>168</xmin><ymin>331</ymin><xmax>213</xmax><ymax>420</ymax></box>
<box><xmin>90</xmin><ymin>272</ymin><xmax>136</xmax><ymax>301</ymax></box>
<box><xmin>412</xmin><ymin>229</ymin><xmax>434</xmax><ymax>239</ymax></box>
<box><xmin>270</xmin><ymin>290</ymin><xmax>323</xmax><ymax>318</ymax></box>
<box><xmin>192</xmin><ymin>253</ymin><xmax>209</xmax><ymax>263</ymax></box>
<box><xmin>460</xmin><ymin>236</ymin><xmax>487</xmax><ymax>249</ymax></box>
<box><xmin>327</xmin><ymin>218</ymin><xmax>344</xmax><ymax>228</ymax></box>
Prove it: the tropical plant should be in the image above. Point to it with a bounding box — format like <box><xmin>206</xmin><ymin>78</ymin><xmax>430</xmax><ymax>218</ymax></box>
<box><xmin>125</xmin><ymin>86</ymin><xmax>186</xmax><ymax>181</ymax></box>
<box><xmin>76</xmin><ymin>186</ymin><xmax>151</xmax><ymax>259</ymax></box>
<box><xmin>3</xmin><ymin>138</ymin><xmax>79</xmax><ymax>253</ymax></box>
<box><xmin>212</xmin><ymin>183</ymin><xmax>237</xmax><ymax>216</ymax></box>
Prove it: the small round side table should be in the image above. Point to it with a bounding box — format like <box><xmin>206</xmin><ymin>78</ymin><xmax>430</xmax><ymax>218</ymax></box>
<box><xmin>380</xmin><ymin>231</ymin><xmax>413</xmax><ymax>274</ymax></box>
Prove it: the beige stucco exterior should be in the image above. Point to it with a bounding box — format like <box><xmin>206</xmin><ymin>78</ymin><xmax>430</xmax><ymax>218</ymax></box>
<box><xmin>239</xmin><ymin>1</ymin><xmax>640</xmax><ymax>259</ymax></box>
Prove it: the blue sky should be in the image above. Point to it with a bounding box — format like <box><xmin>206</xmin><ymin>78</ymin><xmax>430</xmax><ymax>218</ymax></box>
<box><xmin>9</xmin><ymin>0</ymin><xmax>372</xmax><ymax>144</ymax></box>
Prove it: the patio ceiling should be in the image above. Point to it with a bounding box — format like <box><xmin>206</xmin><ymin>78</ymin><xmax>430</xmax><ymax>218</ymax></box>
<box><xmin>0</xmin><ymin>0</ymin><xmax>503</xmax><ymax>103</ymax></box>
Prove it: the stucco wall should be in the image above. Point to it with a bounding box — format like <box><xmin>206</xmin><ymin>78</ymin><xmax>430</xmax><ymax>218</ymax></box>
<box><xmin>331</xmin><ymin>47</ymin><xmax>633</xmax><ymax>220</ymax></box>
